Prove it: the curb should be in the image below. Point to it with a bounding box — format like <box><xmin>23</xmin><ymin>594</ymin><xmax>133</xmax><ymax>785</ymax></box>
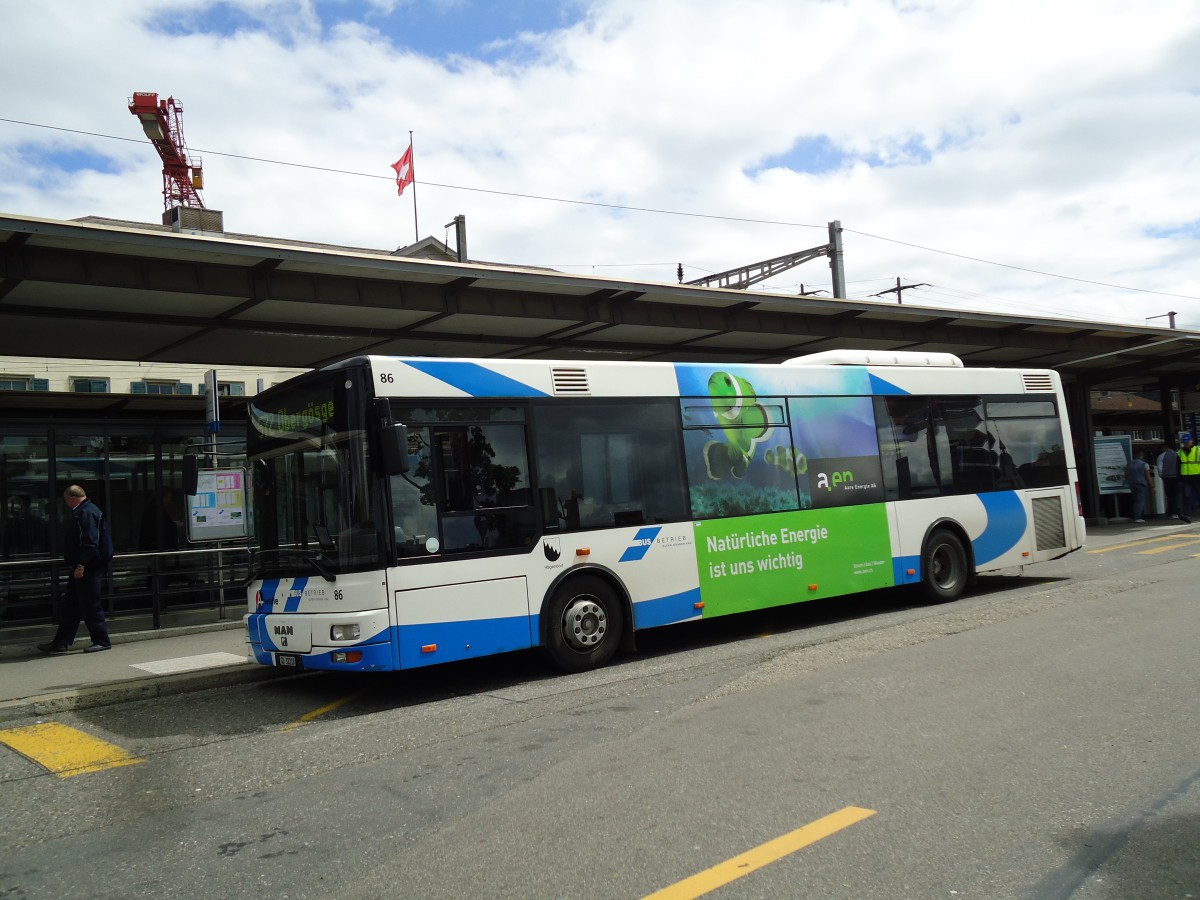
<box><xmin>0</xmin><ymin>661</ymin><xmax>298</xmax><ymax>724</ymax></box>
<box><xmin>0</xmin><ymin>620</ymin><xmax>246</xmax><ymax>660</ymax></box>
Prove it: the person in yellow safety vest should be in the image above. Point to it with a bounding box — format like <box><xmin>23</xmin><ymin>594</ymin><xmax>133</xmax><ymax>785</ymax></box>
<box><xmin>1179</xmin><ymin>432</ymin><xmax>1200</xmax><ymax>523</ymax></box>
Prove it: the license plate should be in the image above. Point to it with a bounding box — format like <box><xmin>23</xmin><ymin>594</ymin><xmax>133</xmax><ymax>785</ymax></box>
<box><xmin>275</xmin><ymin>653</ymin><xmax>302</xmax><ymax>669</ymax></box>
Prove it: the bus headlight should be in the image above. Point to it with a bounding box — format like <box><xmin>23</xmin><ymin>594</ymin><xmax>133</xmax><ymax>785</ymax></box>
<box><xmin>330</xmin><ymin>623</ymin><xmax>361</xmax><ymax>641</ymax></box>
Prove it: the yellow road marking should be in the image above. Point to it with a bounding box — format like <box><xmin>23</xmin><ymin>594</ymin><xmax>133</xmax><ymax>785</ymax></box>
<box><xmin>1137</xmin><ymin>540</ymin><xmax>1200</xmax><ymax>555</ymax></box>
<box><xmin>1088</xmin><ymin>534</ymin><xmax>1196</xmax><ymax>554</ymax></box>
<box><xmin>0</xmin><ymin>723</ymin><xmax>142</xmax><ymax>778</ymax></box>
<box><xmin>642</xmin><ymin>806</ymin><xmax>876</xmax><ymax>900</ymax></box>
<box><xmin>280</xmin><ymin>691</ymin><xmax>366</xmax><ymax>732</ymax></box>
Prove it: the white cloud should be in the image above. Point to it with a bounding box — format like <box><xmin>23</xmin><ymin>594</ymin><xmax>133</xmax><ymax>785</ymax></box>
<box><xmin>2</xmin><ymin>0</ymin><xmax>1198</xmax><ymax>328</ymax></box>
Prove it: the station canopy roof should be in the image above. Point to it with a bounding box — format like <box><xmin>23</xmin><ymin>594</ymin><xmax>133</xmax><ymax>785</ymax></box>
<box><xmin>2</xmin><ymin>212</ymin><xmax>1197</xmax><ymax>393</ymax></box>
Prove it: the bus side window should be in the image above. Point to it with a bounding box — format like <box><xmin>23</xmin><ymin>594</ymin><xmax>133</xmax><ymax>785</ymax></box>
<box><xmin>984</xmin><ymin>400</ymin><xmax>1067</xmax><ymax>489</ymax></box>
<box><xmin>876</xmin><ymin>397</ymin><xmax>943</xmax><ymax>500</ymax></box>
<box><xmin>533</xmin><ymin>400</ymin><xmax>688</xmax><ymax>532</ymax></box>
<box><xmin>390</xmin><ymin>426</ymin><xmax>437</xmax><ymax>556</ymax></box>
<box><xmin>941</xmin><ymin>398</ymin><xmax>995</xmax><ymax>495</ymax></box>
<box><xmin>433</xmin><ymin>422</ymin><xmax>536</xmax><ymax>553</ymax></box>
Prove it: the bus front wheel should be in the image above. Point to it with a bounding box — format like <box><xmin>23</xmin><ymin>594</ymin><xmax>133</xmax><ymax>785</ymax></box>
<box><xmin>921</xmin><ymin>529</ymin><xmax>969</xmax><ymax>603</ymax></box>
<box><xmin>542</xmin><ymin>575</ymin><xmax>625</xmax><ymax>672</ymax></box>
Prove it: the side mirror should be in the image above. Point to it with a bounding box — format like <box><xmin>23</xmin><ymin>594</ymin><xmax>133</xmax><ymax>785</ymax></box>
<box><xmin>380</xmin><ymin>423</ymin><xmax>410</xmax><ymax>476</ymax></box>
<box><xmin>183</xmin><ymin>453</ymin><xmax>199</xmax><ymax>495</ymax></box>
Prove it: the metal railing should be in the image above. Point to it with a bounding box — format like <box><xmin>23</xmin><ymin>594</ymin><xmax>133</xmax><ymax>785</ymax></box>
<box><xmin>0</xmin><ymin>545</ymin><xmax>251</xmax><ymax>631</ymax></box>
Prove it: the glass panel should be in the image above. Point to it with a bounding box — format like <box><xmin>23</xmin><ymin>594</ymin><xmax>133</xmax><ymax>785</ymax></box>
<box><xmin>581</xmin><ymin>433</ymin><xmax>635</xmax><ymax>505</ymax></box>
<box><xmin>156</xmin><ymin>435</ymin><xmax>206</xmax><ymax>551</ymax></box>
<box><xmin>940</xmin><ymin>398</ymin><xmax>996</xmax><ymax>495</ymax></box>
<box><xmin>876</xmin><ymin>396</ymin><xmax>1068</xmax><ymax>498</ymax></box>
<box><xmin>1</xmin><ymin>431</ymin><xmax>52</xmax><ymax>626</ymax></box>
<box><xmin>988</xmin><ymin>417</ymin><xmax>1069</xmax><ymax>488</ymax></box>
<box><xmin>987</xmin><ymin>400</ymin><xmax>1057</xmax><ymax>419</ymax></box>
<box><xmin>876</xmin><ymin>398</ymin><xmax>942</xmax><ymax>500</ymax></box>
<box><xmin>390</xmin><ymin>426</ymin><xmax>438</xmax><ymax>557</ymax></box>
<box><xmin>249</xmin><ymin>369</ymin><xmax>382</xmax><ymax>576</ymax></box>
<box><xmin>788</xmin><ymin>396</ymin><xmax>885</xmax><ymax>508</ymax></box>
<box><xmin>682</xmin><ymin>426</ymin><xmax>799</xmax><ymax>518</ymax></box>
<box><xmin>101</xmin><ymin>432</ymin><xmax>157</xmax><ymax>617</ymax></box>
<box><xmin>434</xmin><ymin>423</ymin><xmax>535</xmax><ymax>553</ymax></box>
<box><xmin>106</xmin><ymin>433</ymin><xmax>158</xmax><ymax>555</ymax></box>
<box><xmin>681</xmin><ymin>393</ymin><xmax>799</xmax><ymax>519</ymax></box>
<box><xmin>1</xmin><ymin>432</ymin><xmax>52</xmax><ymax>559</ymax></box>
<box><xmin>534</xmin><ymin>400</ymin><xmax>688</xmax><ymax>531</ymax></box>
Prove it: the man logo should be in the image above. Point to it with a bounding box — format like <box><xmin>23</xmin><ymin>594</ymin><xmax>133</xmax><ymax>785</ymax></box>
<box><xmin>543</xmin><ymin>540</ymin><xmax>561</xmax><ymax>562</ymax></box>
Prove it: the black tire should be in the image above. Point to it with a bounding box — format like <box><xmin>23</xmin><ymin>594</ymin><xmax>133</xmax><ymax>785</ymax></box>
<box><xmin>921</xmin><ymin>528</ymin><xmax>969</xmax><ymax>603</ymax></box>
<box><xmin>542</xmin><ymin>574</ymin><xmax>625</xmax><ymax>672</ymax></box>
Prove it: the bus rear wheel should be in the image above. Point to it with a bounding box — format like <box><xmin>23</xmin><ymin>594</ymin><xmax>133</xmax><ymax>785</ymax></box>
<box><xmin>542</xmin><ymin>575</ymin><xmax>625</xmax><ymax>672</ymax></box>
<box><xmin>922</xmin><ymin>529</ymin><xmax>969</xmax><ymax>603</ymax></box>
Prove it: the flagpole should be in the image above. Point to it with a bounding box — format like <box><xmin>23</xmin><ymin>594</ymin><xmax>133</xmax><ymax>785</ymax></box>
<box><xmin>409</xmin><ymin>131</ymin><xmax>418</xmax><ymax>243</ymax></box>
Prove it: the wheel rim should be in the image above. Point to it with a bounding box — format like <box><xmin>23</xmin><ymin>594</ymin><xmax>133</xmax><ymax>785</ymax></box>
<box><xmin>931</xmin><ymin>545</ymin><xmax>958</xmax><ymax>589</ymax></box>
<box><xmin>561</xmin><ymin>596</ymin><xmax>608</xmax><ymax>652</ymax></box>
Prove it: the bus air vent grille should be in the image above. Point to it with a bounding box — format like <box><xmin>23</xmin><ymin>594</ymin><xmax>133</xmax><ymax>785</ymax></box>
<box><xmin>552</xmin><ymin>368</ymin><xmax>590</xmax><ymax>395</ymax></box>
<box><xmin>1021</xmin><ymin>373</ymin><xmax>1055</xmax><ymax>393</ymax></box>
<box><xmin>1032</xmin><ymin>496</ymin><xmax>1066</xmax><ymax>550</ymax></box>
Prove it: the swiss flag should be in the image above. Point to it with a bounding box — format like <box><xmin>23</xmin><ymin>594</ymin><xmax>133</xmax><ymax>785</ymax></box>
<box><xmin>391</xmin><ymin>146</ymin><xmax>414</xmax><ymax>196</ymax></box>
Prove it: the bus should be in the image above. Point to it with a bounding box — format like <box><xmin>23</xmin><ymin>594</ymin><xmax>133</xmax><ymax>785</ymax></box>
<box><xmin>243</xmin><ymin>350</ymin><xmax>1085</xmax><ymax>674</ymax></box>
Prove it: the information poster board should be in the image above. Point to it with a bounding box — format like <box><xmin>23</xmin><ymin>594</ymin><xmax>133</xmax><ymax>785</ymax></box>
<box><xmin>186</xmin><ymin>468</ymin><xmax>248</xmax><ymax>540</ymax></box>
<box><xmin>1094</xmin><ymin>436</ymin><xmax>1131</xmax><ymax>496</ymax></box>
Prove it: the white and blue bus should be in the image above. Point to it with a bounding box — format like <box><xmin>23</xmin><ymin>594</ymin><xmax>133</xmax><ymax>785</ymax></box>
<box><xmin>244</xmin><ymin>350</ymin><xmax>1085</xmax><ymax>673</ymax></box>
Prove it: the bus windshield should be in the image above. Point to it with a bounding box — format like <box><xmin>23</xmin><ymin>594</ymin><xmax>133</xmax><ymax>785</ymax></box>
<box><xmin>247</xmin><ymin>367</ymin><xmax>385</xmax><ymax>578</ymax></box>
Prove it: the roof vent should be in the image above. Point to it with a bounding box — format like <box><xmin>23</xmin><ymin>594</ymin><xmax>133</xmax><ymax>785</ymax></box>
<box><xmin>1021</xmin><ymin>373</ymin><xmax>1055</xmax><ymax>393</ymax></box>
<box><xmin>552</xmin><ymin>367</ymin><xmax>590</xmax><ymax>395</ymax></box>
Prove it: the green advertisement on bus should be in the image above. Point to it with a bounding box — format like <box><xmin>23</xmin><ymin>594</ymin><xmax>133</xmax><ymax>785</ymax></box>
<box><xmin>694</xmin><ymin>505</ymin><xmax>894</xmax><ymax>617</ymax></box>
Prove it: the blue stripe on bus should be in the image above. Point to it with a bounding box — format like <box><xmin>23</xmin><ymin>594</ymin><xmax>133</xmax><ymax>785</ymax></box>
<box><xmin>633</xmin><ymin>587</ymin><xmax>702</xmax><ymax>629</ymax></box>
<box><xmin>868</xmin><ymin>373</ymin><xmax>909</xmax><ymax>395</ymax></box>
<box><xmin>246</xmin><ymin>613</ymin><xmax>268</xmax><ymax>648</ymax></box>
<box><xmin>282</xmin><ymin>576</ymin><xmax>308</xmax><ymax>612</ymax></box>
<box><xmin>972</xmin><ymin>491</ymin><xmax>1027</xmax><ymax>565</ymax></box>
<box><xmin>893</xmin><ymin>556</ymin><xmax>921</xmax><ymax>584</ymax></box>
<box><xmin>403</xmin><ymin>360</ymin><xmax>550</xmax><ymax>398</ymax></box>
<box><xmin>397</xmin><ymin>616</ymin><xmax>533</xmax><ymax>667</ymax></box>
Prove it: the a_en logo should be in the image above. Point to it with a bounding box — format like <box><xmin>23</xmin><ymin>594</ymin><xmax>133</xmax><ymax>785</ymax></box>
<box><xmin>816</xmin><ymin>469</ymin><xmax>854</xmax><ymax>491</ymax></box>
<box><xmin>619</xmin><ymin>527</ymin><xmax>662</xmax><ymax>562</ymax></box>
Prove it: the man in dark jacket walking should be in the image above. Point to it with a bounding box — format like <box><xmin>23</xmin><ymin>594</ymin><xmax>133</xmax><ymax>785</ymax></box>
<box><xmin>38</xmin><ymin>484</ymin><xmax>112</xmax><ymax>653</ymax></box>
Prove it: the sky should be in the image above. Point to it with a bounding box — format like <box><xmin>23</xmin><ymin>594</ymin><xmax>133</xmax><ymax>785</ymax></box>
<box><xmin>2</xmin><ymin>0</ymin><xmax>1199</xmax><ymax>332</ymax></box>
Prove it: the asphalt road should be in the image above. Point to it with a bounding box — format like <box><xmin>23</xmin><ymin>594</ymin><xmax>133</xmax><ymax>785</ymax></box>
<box><xmin>1</xmin><ymin>528</ymin><xmax>1198</xmax><ymax>899</ymax></box>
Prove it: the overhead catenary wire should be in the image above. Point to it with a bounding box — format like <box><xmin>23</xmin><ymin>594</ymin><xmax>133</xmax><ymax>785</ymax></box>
<box><xmin>2</xmin><ymin>114</ymin><xmax>1199</xmax><ymax>304</ymax></box>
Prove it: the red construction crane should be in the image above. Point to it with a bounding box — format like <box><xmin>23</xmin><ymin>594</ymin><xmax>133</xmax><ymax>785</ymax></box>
<box><xmin>127</xmin><ymin>92</ymin><xmax>205</xmax><ymax>210</ymax></box>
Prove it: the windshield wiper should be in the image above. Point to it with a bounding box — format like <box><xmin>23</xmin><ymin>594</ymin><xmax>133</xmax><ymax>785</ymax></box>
<box><xmin>302</xmin><ymin>552</ymin><xmax>336</xmax><ymax>582</ymax></box>
<box><xmin>250</xmin><ymin>547</ymin><xmax>337</xmax><ymax>583</ymax></box>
